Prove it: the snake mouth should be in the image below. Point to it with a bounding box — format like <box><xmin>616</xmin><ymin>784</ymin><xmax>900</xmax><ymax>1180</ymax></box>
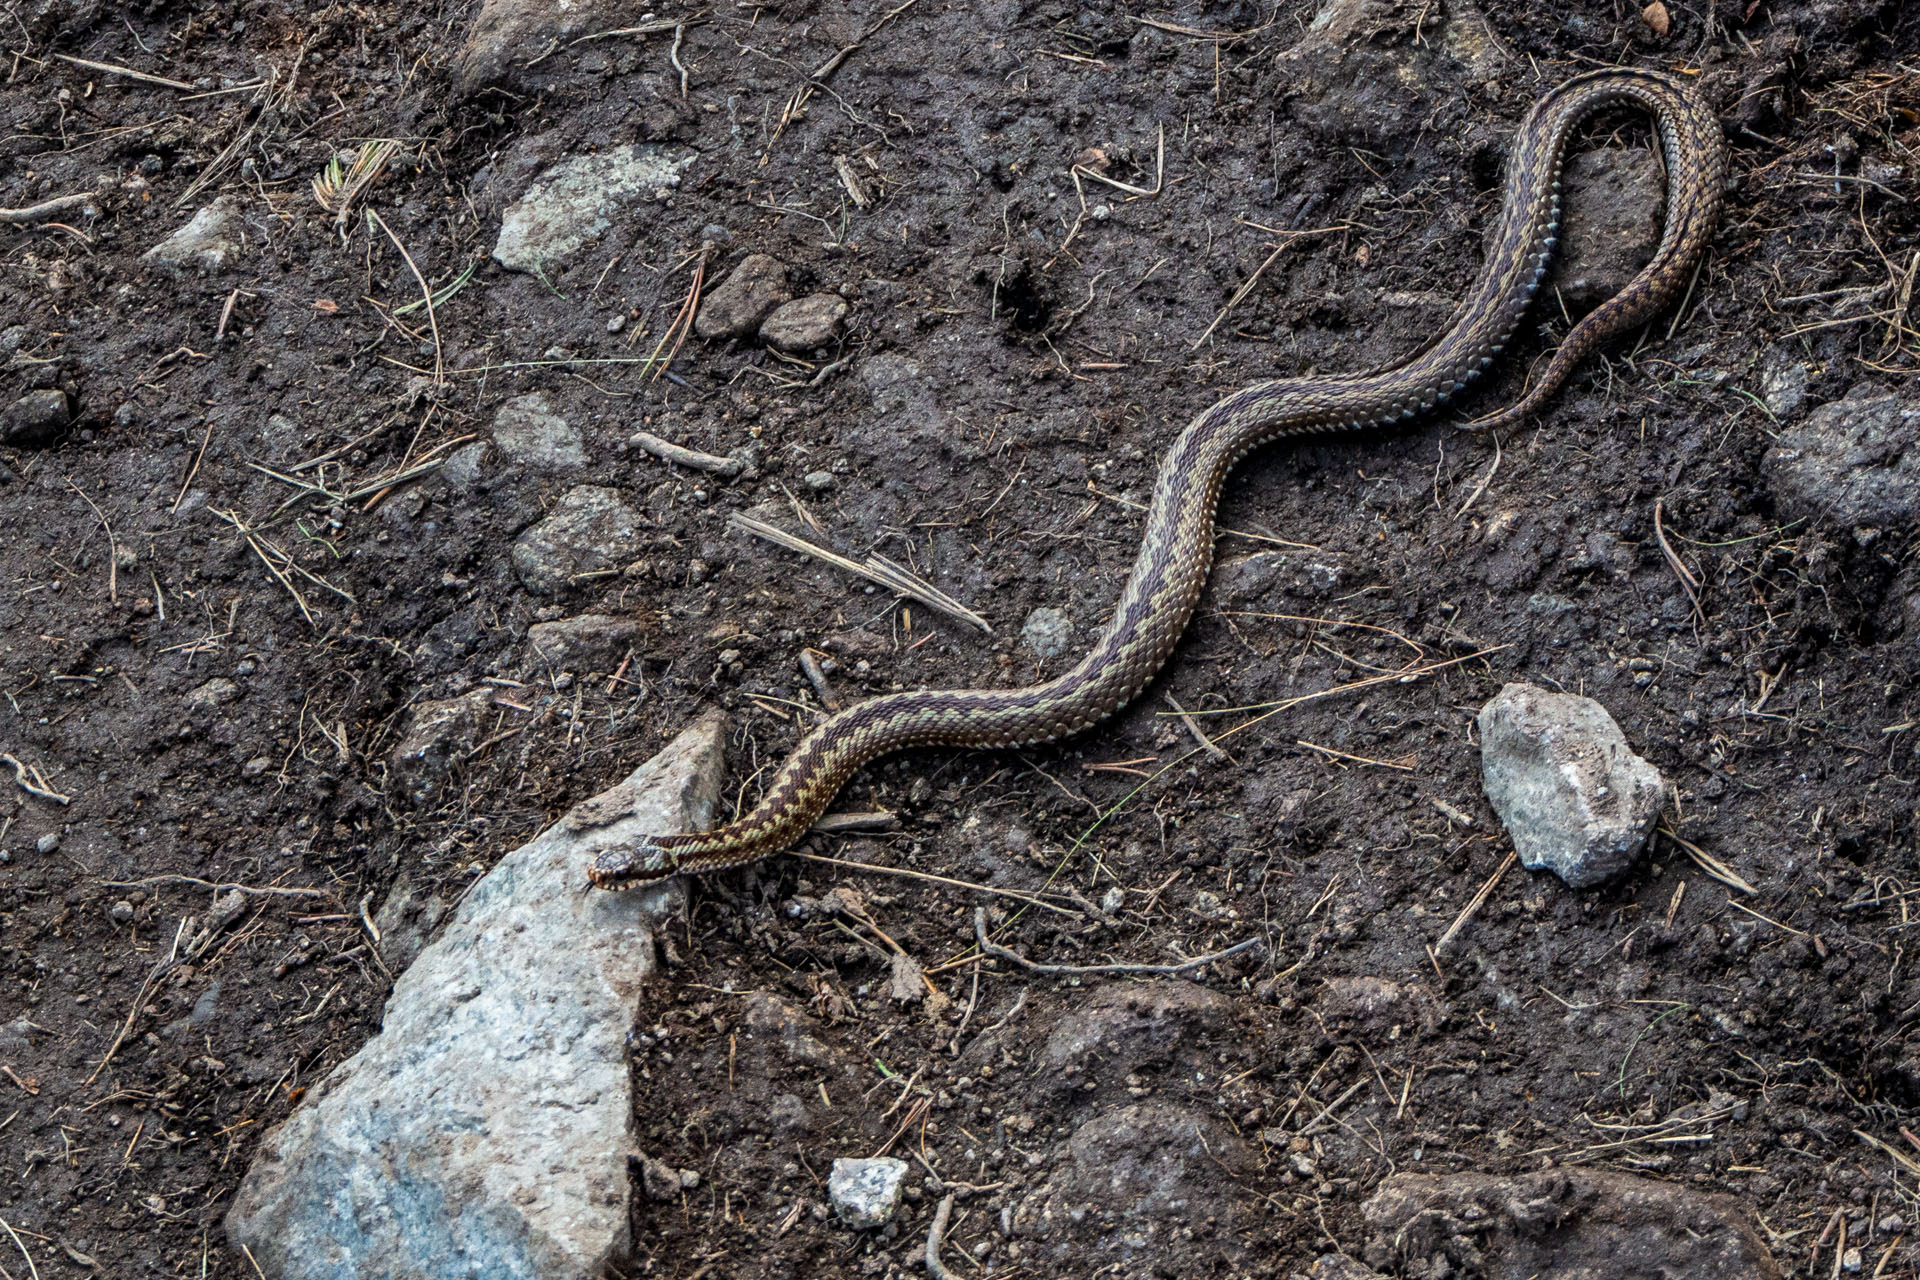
<box><xmin>587</xmin><ymin>838</ymin><xmax>678</xmax><ymax>890</ymax></box>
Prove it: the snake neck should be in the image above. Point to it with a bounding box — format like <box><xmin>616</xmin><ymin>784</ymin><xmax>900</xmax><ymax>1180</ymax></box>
<box><xmin>591</xmin><ymin>68</ymin><xmax>1727</xmax><ymax>885</ymax></box>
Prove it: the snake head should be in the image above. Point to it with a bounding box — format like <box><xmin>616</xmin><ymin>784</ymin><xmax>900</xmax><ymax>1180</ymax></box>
<box><xmin>587</xmin><ymin>837</ymin><xmax>678</xmax><ymax>890</ymax></box>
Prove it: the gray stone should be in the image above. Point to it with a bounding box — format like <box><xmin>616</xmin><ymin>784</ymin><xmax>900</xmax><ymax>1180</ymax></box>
<box><xmin>802</xmin><ymin>470</ymin><xmax>837</xmax><ymax>491</ymax></box>
<box><xmin>35</xmin><ymin>832</ymin><xmax>58</xmax><ymax>854</ymax></box>
<box><xmin>1</xmin><ymin>389</ymin><xmax>72</xmax><ymax>446</ymax></box>
<box><xmin>439</xmin><ymin>441</ymin><xmax>489</xmax><ymax>492</ymax></box>
<box><xmin>492</xmin><ymin>146</ymin><xmax>698</xmax><ymax>275</ymax></box>
<box><xmin>1477</xmin><ymin>682</ymin><xmax>1664</xmax><ymax>889</ymax></box>
<box><xmin>695</xmin><ymin>254</ymin><xmax>790</xmax><ymax>340</ymax></box>
<box><xmin>760</xmin><ymin>293</ymin><xmax>850</xmax><ymax>352</ymax></box>
<box><xmin>526</xmin><ymin>614</ymin><xmax>647</xmax><ymax>674</ymax></box>
<box><xmin>1019</xmin><ymin>606</ymin><xmax>1074</xmax><ymax>660</ymax></box>
<box><xmin>145</xmin><ymin>197</ymin><xmax>243</xmax><ymax>273</ymax></box>
<box><xmin>108</xmin><ymin>900</ymin><xmax>134</xmax><ymax>924</ymax></box>
<box><xmin>456</xmin><ymin>0</ymin><xmax>619</xmax><ymax>91</ymax></box>
<box><xmin>511</xmin><ymin>485</ymin><xmax>643</xmax><ymax>594</ymax></box>
<box><xmin>1760</xmin><ymin>353</ymin><xmax>1809</xmax><ymax>419</ymax></box>
<box><xmin>186</xmin><ymin>677</ymin><xmax>240</xmax><ymax>708</ymax></box>
<box><xmin>1360</xmin><ymin>1169</ymin><xmax>1781</xmax><ymax>1278</ymax></box>
<box><xmin>1763</xmin><ymin>385</ymin><xmax>1919</xmax><ymax>530</ymax></box>
<box><xmin>490</xmin><ymin>393</ymin><xmax>586</xmax><ymax>470</ymax></box>
<box><xmin>227</xmin><ymin>714</ymin><xmax>728</xmax><ymax>1280</ymax></box>
<box><xmin>828</xmin><ymin>1157</ymin><xmax>908</xmax><ymax>1229</ymax></box>
<box><xmin>387</xmin><ymin>688</ymin><xmax>497</xmax><ymax>807</ymax></box>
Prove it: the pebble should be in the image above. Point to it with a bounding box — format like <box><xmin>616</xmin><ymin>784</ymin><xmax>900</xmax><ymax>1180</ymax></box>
<box><xmin>803</xmin><ymin>470</ymin><xmax>837</xmax><ymax>491</ymax></box>
<box><xmin>489</xmin><ymin>393</ymin><xmax>586</xmax><ymax>471</ymax></box>
<box><xmin>760</xmin><ymin>294</ymin><xmax>850</xmax><ymax>352</ymax></box>
<box><xmin>694</xmin><ymin>254</ymin><xmax>791</xmax><ymax>340</ymax></box>
<box><xmin>36</xmin><ymin>833</ymin><xmax>59</xmax><ymax>854</ymax></box>
<box><xmin>828</xmin><ymin>1157</ymin><xmax>908</xmax><ymax>1228</ymax></box>
<box><xmin>1019</xmin><ymin>606</ymin><xmax>1074</xmax><ymax>660</ymax></box>
<box><xmin>1759</xmin><ymin>355</ymin><xmax>1809</xmax><ymax>419</ymax></box>
<box><xmin>1</xmin><ymin>389</ymin><xmax>73</xmax><ymax>447</ymax></box>
<box><xmin>109</xmin><ymin>900</ymin><xmax>134</xmax><ymax>924</ymax></box>
<box><xmin>1476</xmin><ymin>682</ymin><xmax>1665</xmax><ymax>889</ymax></box>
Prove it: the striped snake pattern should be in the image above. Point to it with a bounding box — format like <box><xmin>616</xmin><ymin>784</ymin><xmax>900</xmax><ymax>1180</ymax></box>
<box><xmin>590</xmin><ymin>67</ymin><xmax>1727</xmax><ymax>889</ymax></box>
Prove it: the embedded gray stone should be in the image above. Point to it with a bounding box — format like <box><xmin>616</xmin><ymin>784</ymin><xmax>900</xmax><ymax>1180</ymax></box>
<box><xmin>387</xmin><ymin>688</ymin><xmax>497</xmax><ymax>807</ymax></box>
<box><xmin>511</xmin><ymin>485</ymin><xmax>643</xmax><ymax>594</ymax></box>
<box><xmin>1552</xmin><ymin>146</ymin><xmax>1665</xmax><ymax>310</ymax></box>
<box><xmin>1360</xmin><ymin>1169</ymin><xmax>1780</xmax><ymax>1278</ymax></box>
<box><xmin>1477</xmin><ymin>682</ymin><xmax>1664</xmax><ymax>889</ymax></box>
<box><xmin>526</xmin><ymin>614</ymin><xmax>647</xmax><ymax>674</ymax></box>
<box><xmin>185</xmin><ymin>677</ymin><xmax>240</xmax><ymax>708</ymax></box>
<box><xmin>695</xmin><ymin>254</ymin><xmax>790</xmax><ymax>340</ymax></box>
<box><xmin>760</xmin><ymin>293</ymin><xmax>849</xmax><ymax>352</ymax></box>
<box><xmin>490</xmin><ymin>393</ymin><xmax>586</xmax><ymax>471</ymax></box>
<box><xmin>1762</xmin><ymin>385</ymin><xmax>1919</xmax><ymax>530</ymax></box>
<box><xmin>145</xmin><ymin>197</ymin><xmax>244</xmax><ymax>273</ymax></box>
<box><xmin>1</xmin><ymin>389</ymin><xmax>72</xmax><ymax>446</ymax></box>
<box><xmin>227</xmin><ymin>714</ymin><xmax>728</xmax><ymax>1280</ymax></box>
<box><xmin>1760</xmin><ymin>353</ymin><xmax>1809</xmax><ymax>420</ymax></box>
<box><xmin>1019</xmin><ymin>606</ymin><xmax>1074</xmax><ymax>660</ymax></box>
<box><xmin>828</xmin><ymin>1157</ymin><xmax>908</xmax><ymax>1229</ymax></box>
<box><xmin>492</xmin><ymin>146</ymin><xmax>698</xmax><ymax>275</ymax></box>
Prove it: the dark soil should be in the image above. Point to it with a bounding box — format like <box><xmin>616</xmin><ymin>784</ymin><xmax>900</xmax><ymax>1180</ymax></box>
<box><xmin>3</xmin><ymin>0</ymin><xmax>1919</xmax><ymax>1275</ymax></box>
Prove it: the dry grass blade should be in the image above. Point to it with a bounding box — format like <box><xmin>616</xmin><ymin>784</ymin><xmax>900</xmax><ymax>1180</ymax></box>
<box><xmin>1658</xmin><ymin>827</ymin><xmax>1756</xmax><ymax>895</ymax></box>
<box><xmin>313</xmin><ymin>140</ymin><xmax>401</xmax><ymax>230</ymax></box>
<box><xmin>729</xmin><ymin>513</ymin><xmax>992</xmax><ymax>634</ymax></box>
<box><xmin>1653</xmin><ymin>498</ymin><xmax>1704</xmax><ymax>625</ymax></box>
<box><xmin>1435</xmin><ymin>850</ymin><xmax>1517</xmax><ymax>954</ymax></box>
<box><xmin>1191</xmin><ymin>225</ymin><xmax>1343</xmax><ymax>349</ymax></box>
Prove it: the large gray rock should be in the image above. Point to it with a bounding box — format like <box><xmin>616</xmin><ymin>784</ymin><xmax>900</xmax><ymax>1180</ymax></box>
<box><xmin>227</xmin><ymin>714</ymin><xmax>728</xmax><ymax>1279</ymax></box>
<box><xmin>1477</xmin><ymin>682</ymin><xmax>1664</xmax><ymax>889</ymax></box>
<box><xmin>1762</xmin><ymin>385</ymin><xmax>1918</xmax><ymax>530</ymax></box>
<box><xmin>511</xmin><ymin>485</ymin><xmax>643</xmax><ymax>594</ymax></box>
<box><xmin>1552</xmin><ymin>146</ymin><xmax>1665</xmax><ymax>310</ymax></box>
<box><xmin>760</xmin><ymin>293</ymin><xmax>849</xmax><ymax>352</ymax></box>
<box><xmin>490</xmin><ymin>393</ymin><xmax>586</xmax><ymax>470</ymax></box>
<box><xmin>1360</xmin><ymin>1169</ymin><xmax>1781</xmax><ymax>1278</ymax></box>
<box><xmin>456</xmin><ymin>0</ymin><xmax>619</xmax><ymax>91</ymax></box>
<box><xmin>492</xmin><ymin>146</ymin><xmax>698</xmax><ymax>275</ymax></box>
<box><xmin>1</xmin><ymin>389</ymin><xmax>72</xmax><ymax>446</ymax></box>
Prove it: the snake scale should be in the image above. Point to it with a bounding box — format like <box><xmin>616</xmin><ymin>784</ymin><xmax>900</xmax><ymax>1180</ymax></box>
<box><xmin>590</xmin><ymin>66</ymin><xmax>1728</xmax><ymax>889</ymax></box>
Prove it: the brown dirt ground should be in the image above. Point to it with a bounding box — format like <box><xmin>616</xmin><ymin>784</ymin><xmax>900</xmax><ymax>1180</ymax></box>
<box><xmin>3</xmin><ymin>0</ymin><xmax>1920</xmax><ymax>1274</ymax></box>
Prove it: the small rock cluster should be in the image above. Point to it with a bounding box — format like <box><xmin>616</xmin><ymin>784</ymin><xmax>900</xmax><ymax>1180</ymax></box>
<box><xmin>694</xmin><ymin>253</ymin><xmax>849</xmax><ymax>351</ymax></box>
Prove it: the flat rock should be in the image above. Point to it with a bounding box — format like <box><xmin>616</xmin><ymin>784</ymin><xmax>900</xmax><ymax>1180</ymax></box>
<box><xmin>1360</xmin><ymin>1169</ymin><xmax>1781</xmax><ymax>1278</ymax></box>
<box><xmin>1762</xmin><ymin>384</ymin><xmax>1919</xmax><ymax>530</ymax></box>
<box><xmin>145</xmin><ymin>197</ymin><xmax>244</xmax><ymax>273</ymax></box>
<box><xmin>490</xmin><ymin>392</ymin><xmax>586</xmax><ymax>470</ymax></box>
<box><xmin>1</xmin><ymin>389</ymin><xmax>72</xmax><ymax>447</ymax></box>
<box><xmin>387</xmin><ymin>687</ymin><xmax>497</xmax><ymax>807</ymax></box>
<box><xmin>227</xmin><ymin>714</ymin><xmax>728</xmax><ymax>1280</ymax></box>
<box><xmin>1477</xmin><ymin>682</ymin><xmax>1663</xmax><ymax>889</ymax></box>
<box><xmin>1276</xmin><ymin>0</ymin><xmax>1506</xmax><ymax>142</ymax></box>
<box><xmin>1210</xmin><ymin>549</ymin><xmax>1348</xmax><ymax>606</ymax></box>
<box><xmin>760</xmin><ymin>293</ymin><xmax>849</xmax><ymax>351</ymax></box>
<box><xmin>1553</xmin><ymin>146</ymin><xmax>1665</xmax><ymax>310</ymax></box>
<box><xmin>492</xmin><ymin>146</ymin><xmax>698</xmax><ymax>275</ymax></box>
<box><xmin>526</xmin><ymin>614</ymin><xmax>647</xmax><ymax>674</ymax></box>
<box><xmin>828</xmin><ymin>1157</ymin><xmax>908</xmax><ymax>1228</ymax></box>
<box><xmin>512</xmin><ymin>485</ymin><xmax>643</xmax><ymax>594</ymax></box>
<box><xmin>695</xmin><ymin>254</ymin><xmax>790</xmax><ymax>340</ymax></box>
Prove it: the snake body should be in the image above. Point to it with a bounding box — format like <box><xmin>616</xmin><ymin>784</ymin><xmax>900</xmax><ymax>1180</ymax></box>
<box><xmin>590</xmin><ymin>67</ymin><xmax>1727</xmax><ymax>889</ymax></box>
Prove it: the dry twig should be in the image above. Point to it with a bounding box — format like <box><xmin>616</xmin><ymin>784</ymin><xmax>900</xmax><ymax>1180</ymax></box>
<box><xmin>0</xmin><ymin>193</ymin><xmax>95</xmax><ymax>225</ymax></box>
<box><xmin>629</xmin><ymin>430</ymin><xmax>743</xmax><ymax>476</ymax></box>
<box><xmin>730</xmin><ymin>513</ymin><xmax>992</xmax><ymax>634</ymax></box>
<box><xmin>2</xmin><ymin>754</ymin><xmax>70</xmax><ymax>805</ymax></box>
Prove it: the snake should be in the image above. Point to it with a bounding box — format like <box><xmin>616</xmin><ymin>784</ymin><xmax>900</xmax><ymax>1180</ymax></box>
<box><xmin>590</xmin><ymin>66</ymin><xmax>1727</xmax><ymax>889</ymax></box>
